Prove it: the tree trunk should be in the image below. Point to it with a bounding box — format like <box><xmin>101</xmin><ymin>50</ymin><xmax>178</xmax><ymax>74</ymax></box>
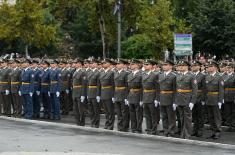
<box><xmin>98</xmin><ymin>15</ymin><xmax>106</xmax><ymax>59</ymax></box>
<box><xmin>25</xmin><ymin>44</ymin><xmax>29</xmax><ymax>58</ymax></box>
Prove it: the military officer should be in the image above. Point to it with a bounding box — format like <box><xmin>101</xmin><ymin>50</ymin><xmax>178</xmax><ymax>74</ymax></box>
<box><xmin>10</xmin><ymin>59</ymin><xmax>22</xmax><ymax>118</ymax></box>
<box><xmin>114</xmin><ymin>59</ymin><xmax>130</xmax><ymax>132</ymax></box>
<box><xmin>31</xmin><ymin>59</ymin><xmax>42</xmax><ymax>118</ymax></box>
<box><xmin>142</xmin><ymin>59</ymin><xmax>159</xmax><ymax>135</ymax></box>
<box><xmin>0</xmin><ymin>59</ymin><xmax>12</xmax><ymax>116</ymax></box>
<box><xmin>87</xmin><ymin>59</ymin><xmax>101</xmax><ymax>128</ymax></box>
<box><xmin>158</xmin><ymin>60</ymin><xmax>177</xmax><ymax>137</ymax></box>
<box><xmin>72</xmin><ymin>59</ymin><xmax>86</xmax><ymax>126</ymax></box>
<box><xmin>99</xmin><ymin>59</ymin><xmax>115</xmax><ymax>130</ymax></box>
<box><xmin>205</xmin><ymin>61</ymin><xmax>224</xmax><ymax>139</ymax></box>
<box><xmin>40</xmin><ymin>59</ymin><xmax>51</xmax><ymax>119</ymax></box>
<box><xmin>49</xmin><ymin>59</ymin><xmax>62</xmax><ymax>120</ymax></box>
<box><xmin>223</xmin><ymin>63</ymin><xmax>235</xmax><ymax>131</ymax></box>
<box><xmin>60</xmin><ymin>60</ymin><xmax>71</xmax><ymax>115</ymax></box>
<box><xmin>19</xmin><ymin>59</ymin><xmax>35</xmax><ymax>119</ymax></box>
<box><xmin>127</xmin><ymin>59</ymin><xmax>143</xmax><ymax>133</ymax></box>
<box><xmin>191</xmin><ymin>61</ymin><xmax>206</xmax><ymax>137</ymax></box>
<box><xmin>175</xmin><ymin>60</ymin><xmax>197</xmax><ymax>139</ymax></box>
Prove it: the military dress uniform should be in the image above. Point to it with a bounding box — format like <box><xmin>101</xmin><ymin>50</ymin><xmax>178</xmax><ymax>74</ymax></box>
<box><xmin>40</xmin><ymin>66</ymin><xmax>51</xmax><ymax>119</ymax></box>
<box><xmin>114</xmin><ymin>63</ymin><xmax>130</xmax><ymax>131</ymax></box>
<box><xmin>87</xmin><ymin>64</ymin><xmax>101</xmax><ymax>128</ymax></box>
<box><xmin>61</xmin><ymin>66</ymin><xmax>71</xmax><ymax>115</ymax></box>
<box><xmin>99</xmin><ymin>64</ymin><xmax>115</xmax><ymax>130</ymax></box>
<box><xmin>205</xmin><ymin>61</ymin><xmax>224</xmax><ymax>139</ymax></box>
<box><xmin>0</xmin><ymin>65</ymin><xmax>12</xmax><ymax>116</ymax></box>
<box><xmin>49</xmin><ymin>64</ymin><xmax>62</xmax><ymax>120</ymax></box>
<box><xmin>192</xmin><ymin>62</ymin><xmax>206</xmax><ymax>137</ymax></box>
<box><xmin>158</xmin><ymin>61</ymin><xmax>177</xmax><ymax>136</ymax></box>
<box><xmin>223</xmin><ymin>67</ymin><xmax>235</xmax><ymax>130</ymax></box>
<box><xmin>175</xmin><ymin>61</ymin><xmax>197</xmax><ymax>139</ymax></box>
<box><xmin>10</xmin><ymin>65</ymin><xmax>22</xmax><ymax>117</ymax></box>
<box><xmin>20</xmin><ymin>65</ymin><xmax>35</xmax><ymax>119</ymax></box>
<box><xmin>32</xmin><ymin>66</ymin><xmax>42</xmax><ymax>118</ymax></box>
<box><xmin>127</xmin><ymin>65</ymin><xmax>143</xmax><ymax>133</ymax></box>
<box><xmin>72</xmin><ymin>66</ymin><xmax>86</xmax><ymax>126</ymax></box>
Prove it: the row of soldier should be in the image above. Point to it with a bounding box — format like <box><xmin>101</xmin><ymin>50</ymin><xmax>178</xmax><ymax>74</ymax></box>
<box><xmin>0</xmin><ymin>57</ymin><xmax>234</xmax><ymax>140</ymax></box>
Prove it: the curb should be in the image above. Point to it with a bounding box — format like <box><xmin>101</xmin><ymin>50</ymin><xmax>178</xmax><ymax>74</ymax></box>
<box><xmin>1</xmin><ymin>116</ymin><xmax>235</xmax><ymax>150</ymax></box>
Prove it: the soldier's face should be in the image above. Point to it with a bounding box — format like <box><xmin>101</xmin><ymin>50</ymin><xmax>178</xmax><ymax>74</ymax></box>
<box><xmin>51</xmin><ymin>63</ymin><xmax>57</xmax><ymax>68</ymax></box>
<box><xmin>220</xmin><ymin>67</ymin><xmax>227</xmax><ymax>72</ymax></box>
<box><xmin>162</xmin><ymin>64</ymin><xmax>172</xmax><ymax>71</ymax></box>
<box><xmin>144</xmin><ymin>64</ymin><xmax>152</xmax><ymax>71</ymax></box>
<box><xmin>131</xmin><ymin>63</ymin><xmax>139</xmax><ymax>70</ymax></box>
<box><xmin>180</xmin><ymin>65</ymin><xmax>188</xmax><ymax>72</ymax></box>
<box><xmin>207</xmin><ymin>66</ymin><xmax>217</xmax><ymax>73</ymax></box>
<box><xmin>116</xmin><ymin>63</ymin><xmax>124</xmax><ymax>70</ymax></box>
<box><xmin>76</xmin><ymin>63</ymin><xmax>82</xmax><ymax>68</ymax></box>
<box><xmin>191</xmin><ymin>65</ymin><xmax>200</xmax><ymax>72</ymax></box>
<box><xmin>92</xmin><ymin>63</ymin><xmax>98</xmax><ymax>68</ymax></box>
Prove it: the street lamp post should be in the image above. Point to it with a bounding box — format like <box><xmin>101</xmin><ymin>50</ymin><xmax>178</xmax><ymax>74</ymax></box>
<box><xmin>117</xmin><ymin>0</ymin><xmax>121</xmax><ymax>58</ymax></box>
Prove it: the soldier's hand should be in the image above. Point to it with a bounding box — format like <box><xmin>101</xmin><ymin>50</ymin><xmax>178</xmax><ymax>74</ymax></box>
<box><xmin>154</xmin><ymin>100</ymin><xmax>159</xmax><ymax>108</ymax></box>
<box><xmin>201</xmin><ymin>101</ymin><xmax>205</xmax><ymax>106</ymax></box>
<box><xmin>56</xmin><ymin>91</ymin><xmax>60</xmax><ymax>97</ymax></box>
<box><xmin>139</xmin><ymin>101</ymin><xmax>143</xmax><ymax>107</ymax></box>
<box><xmin>5</xmin><ymin>90</ymin><xmax>9</xmax><ymax>95</ymax></box>
<box><xmin>66</xmin><ymin>89</ymin><xmax>69</xmax><ymax>94</ymax></box>
<box><xmin>29</xmin><ymin>92</ymin><xmax>33</xmax><ymax>97</ymax></box>
<box><xmin>36</xmin><ymin>91</ymin><xmax>40</xmax><ymax>96</ymax></box>
<box><xmin>173</xmin><ymin>103</ymin><xmax>177</xmax><ymax>111</ymax></box>
<box><xmin>189</xmin><ymin>103</ymin><xmax>194</xmax><ymax>110</ymax></box>
<box><xmin>18</xmin><ymin>91</ymin><xmax>22</xmax><ymax>96</ymax></box>
<box><xmin>218</xmin><ymin>102</ymin><xmax>222</xmax><ymax>109</ymax></box>
<box><xmin>96</xmin><ymin>96</ymin><xmax>101</xmax><ymax>103</ymax></box>
<box><xmin>81</xmin><ymin>96</ymin><xmax>85</xmax><ymax>103</ymax></box>
<box><xmin>48</xmin><ymin>91</ymin><xmax>51</xmax><ymax>97</ymax></box>
<box><xmin>124</xmin><ymin>99</ymin><xmax>129</xmax><ymax>106</ymax></box>
<box><xmin>112</xmin><ymin>97</ymin><xmax>115</xmax><ymax>103</ymax></box>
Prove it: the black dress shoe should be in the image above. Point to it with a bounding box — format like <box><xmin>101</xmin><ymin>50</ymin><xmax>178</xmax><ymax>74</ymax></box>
<box><xmin>191</xmin><ymin>132</ymin><xmax>198</xmax><ymax>137</ymax></box>
<box><xmin>206</xmin><ymin>134</ymin><xmax>215</xmax><ymax>139</ymax></box>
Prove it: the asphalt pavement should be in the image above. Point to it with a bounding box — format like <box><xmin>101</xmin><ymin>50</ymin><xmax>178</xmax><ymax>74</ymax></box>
<box><xmin>0</xmin><ymin>118</ymin><xmax>235</xmax><ymax>155</ymax></box>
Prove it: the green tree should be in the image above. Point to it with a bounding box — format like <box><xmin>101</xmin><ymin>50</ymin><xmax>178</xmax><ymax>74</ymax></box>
<box><xmin>0</xmin><ymin>0</ymin><xmax>59</xmax><ymax>57</ymax></box>
<box><xmin>189</xmin><ymin>0</ymin><xmax>235</xmax><ymax>58</ymax></box>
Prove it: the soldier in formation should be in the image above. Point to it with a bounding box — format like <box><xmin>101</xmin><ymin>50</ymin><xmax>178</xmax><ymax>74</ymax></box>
<box><xmin>0</xmin><ymin>56</ymin><xmax>234</xmax><ymax>140</ymax></box>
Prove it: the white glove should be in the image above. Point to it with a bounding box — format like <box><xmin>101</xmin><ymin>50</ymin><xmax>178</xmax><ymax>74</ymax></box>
<box><xmin>29</xmin><ymin>92</ymin><xmax>33</xmax><ymax>97</ymax></box>
<box><xmin>5</xmin><ymin>90</ymin><xmax>9</xmax><ymax>95</ymax></box>
<box><xmin>189</xmin><ymin>103</ymin><xmax>194</xmax><ymax>110</ymax></box>
<box><xmin>154</xmin><ymin>100</ymin><xmax>159</xmax><ymax>108</ymax></box>
<box><xmin>56</xmin><ymin>91</ymin><xmax>60</xmax><ymax>97</ymax></box>
<box><xmin>81</xmin><ymin>96</ymin><xmax>85</xmax><ymax>103</ymax></box>
<box><xmin>96</xmin><ymin>96</ymin><xmax>101</xmax><ymax>103</ymax></box>
<box><xmin>18</xmin><ymin>91</ymin><xmax>22</xmax><ymax>96</ymax></box>
<box><xmin>48</xmin><ymin>91</ymin><xmax>50</xmax><ymax>97</ymax></box>
<box><xmin>140</xmin><ymin>101</ymin><xmax>143</xmax><ymax>107</ymax></box>
<box><xmin>201</xmin><ymin>101</ymin><xmax>205</xmax><ymax>106</ymax></box>
<box><xmin>112</xmin><ymin>97</ymin><xmax>115</xmax><ymax>103</ymax></box>
<box><xmin>173</xmin><ymin>103</ymin><xmax>177</xmax><ymax>111</ymax></box>
<box><xmin>125</xmin><ymin>99</ymin><xmax>129</xmax><ymax>106</ymax></box>
<box><xmin>223</xmin><ymin>99</ymin><xmax>224</xmax><ymax>104</ymax></box>
<box><xmin>36</xmin><ymin>91</ymin><xmax>40</xmax><ymax>96</ymax></box>
<box><xmin>66</xmin><ymin>89</ymin><xmax>69</xmax><ymax>94</ymax></box>
<box><xmin>218</xmin><ymin>102</ymin><xmax>222</xmax><ymax>109</ymax></box>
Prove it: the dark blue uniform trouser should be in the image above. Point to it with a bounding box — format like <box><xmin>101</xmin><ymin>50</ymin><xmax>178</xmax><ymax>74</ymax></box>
<box><xmin>22</xmin><ymin>94</ymin><xmax>33</xmax><ymax>119</ymax></box>
<box><xmin>33</xmin><ymin>93</ymin><xmax>41</xmax><ymax>117</ymax></box>
<box><xmin>42</xmin><ymin>92</ymin><xmax>51</xmax><ymax>118</ymax></box>
<box><xmin>50</xmin><ymin>93</ymin><xmax>60</xmax><ymax>119</ymax></box>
